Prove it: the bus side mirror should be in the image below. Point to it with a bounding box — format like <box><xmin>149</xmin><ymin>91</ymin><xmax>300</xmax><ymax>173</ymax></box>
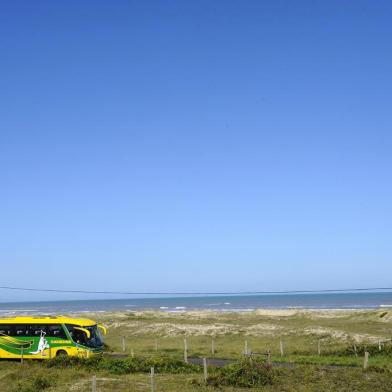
<box><xmin>98</xmin><ymin>325</ymin><xmax>107</xmax><ymax>335</ymax></box>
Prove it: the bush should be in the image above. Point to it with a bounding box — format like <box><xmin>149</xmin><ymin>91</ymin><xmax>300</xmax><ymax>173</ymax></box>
<box><xmin>32</xmin><ymin>375</ymin><xmax>53</xmax><ymax>390</ymax></box>
<box><xmin>15</xmin><ymin>375</ymin><xmax>55</xmax><ymax>392</ymax></box>
<box><xmin>46</xmin><ymin>355</ymin><xmax>199</xmax><ymax>374</ymax></box>
<box><xmin>341</xmin><ymin>344</ymin><xmax>392</xmax><ymax>357</ymax></box>
<box><xmin>207</xmin><ymin>358</ymin><xmax>275</xmax><ymax>388</ymax></box>
<box><xmin>46</xmin><ymin>355</ymin><xmax>102</xmax><ymax>370</ymax></box>
<box><xmin>103</xmin><ymin>342</ymin><xmax>113</xmax><ymax>352</ymax></box>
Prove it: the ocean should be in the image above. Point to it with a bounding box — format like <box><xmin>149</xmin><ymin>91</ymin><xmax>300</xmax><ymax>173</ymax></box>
<box><xmin>1</xmin><ymin>292</ymin><xmax>392</xmax><ymax>316</ymax></box>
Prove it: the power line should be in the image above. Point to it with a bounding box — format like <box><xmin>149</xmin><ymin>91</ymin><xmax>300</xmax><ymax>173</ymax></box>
<box><xmin>0</xmin><ymin>285</ymin><xmax>392</xmax><ymax>296</ymax></box>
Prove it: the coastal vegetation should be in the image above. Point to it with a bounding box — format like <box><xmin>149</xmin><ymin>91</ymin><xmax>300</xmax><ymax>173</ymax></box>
<box><xmin>1</xmin><ymin>309</ymin><xmax>392</xmax><ymax>391</ymax></box>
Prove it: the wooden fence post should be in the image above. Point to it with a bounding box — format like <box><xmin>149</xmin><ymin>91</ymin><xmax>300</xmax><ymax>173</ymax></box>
<box><xmin>353</xmin><ymin>343</ymin><xmax>357</xmax><ymax>357</ymax></box>
<box><xmin>244</xmin><ymin>340</ymin><xmax>248</xmax><ymax>355</ymax></box>
<box><xmin>122</xmin><ymin>336</ymin><xmax>126</xmax><ymax>352</ymax></box>
<box><xmin>379</xmin><ymin>340</ymin><xmax>382</xmax><ymax>351</ymax></box>
<box><xmin>279</xmin><ymin>339</ymin><xmax>284</xmax><ymax>357</ymax></box>
<box><xmin>20</xmin><ymin>347</ymin><xmax>24</xmax><ymax>364</ymax></box>
<box><xmin>155</xmin><ymin>339</ymin><xmax>158</xmax><ymax>352</ymax></box>
<box><xmin>364</xmin><ymin>352</ymin><xmax>369</xmax><ymax>369</ymax></box>
<box><xmin>211</xmin><ymin>336</ymin><xmax>215</xmax><ymax>356</ymax></box>
<box><xmin>92</xmin><ymin>375</ymin><xmax>96</xmax><ymax>392</ymax></box>
<box><xmin>150</xmin><ymin>367</ymin><xmax>155</xmax><ymax>392</ymax></box>
<box><xmin>184</xmin><ymin>338</ymin><xmax>188</xmax><ymax>363</ymax></box>
<box><xmin>131</xmin><ymin>349</ymin><xmax>134</xmax><ymax>358</ymax></box>
<box><xmin>267</xmin><ymin>349</ymin><xmax>271</xmax><ymax>365</ymax></box>
<box><xmin>317</xmin><ymin>340</ymin><xmax>321</xmax><ymax>356</ymax></box>
<box><xmin>203</xmin><ymin>358</ymin><xmax>208</xmax><ymax>383</ymax></box>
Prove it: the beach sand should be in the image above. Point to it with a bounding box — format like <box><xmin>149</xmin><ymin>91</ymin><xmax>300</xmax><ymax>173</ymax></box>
<box><xmin>71</xmin><ymin>308</ymin><xmax>392</xmax><ymax>347</ymax></box>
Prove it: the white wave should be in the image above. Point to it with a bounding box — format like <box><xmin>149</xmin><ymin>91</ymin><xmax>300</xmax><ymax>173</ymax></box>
<box><xmin>379</xmin><ymin>304</ymin><xmax>392</xmax><ymax>308</ymax></box>
<box><xmin>159</xmin><ymin>306</ymin><xmax>169</xmax><ymax>309</ymax></box>
<box><xmin>224</xmin><ymin>302</ymin><xmax>231</xmax><ymax>305</ymax></box>
<box><xmin>175</xmin><ymin>306</ymin><xmax>186</xmax><ymax>309</ymax></box>
<box><xmin>219</xmin><ymin>308</ymin><xmax>255</xmax><ymax>312</ymax></box>
<box><xmin>74</xmin><ymin>310</ymin><xmax>106</xmax><ymax>313</ymax></box>
<box><xmin>166</xmin><ymin>310</ymin><xmax>186</xmax><ymax>313</ymax></box>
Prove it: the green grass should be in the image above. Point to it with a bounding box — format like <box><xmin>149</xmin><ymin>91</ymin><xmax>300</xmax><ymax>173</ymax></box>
<box><xmin>1</xmin><ymin>309</ymin><xmax>392</xmax><ymax>390</ymax></box>
<box><xmin>96</xmin><ymin>309</ymin><xmax>392</xmax><ymax>360</ymax></box>
<box><xmin>1</xmin><ymin>358</ymin><xmax>392</xmax><ymax>391</ymax></box>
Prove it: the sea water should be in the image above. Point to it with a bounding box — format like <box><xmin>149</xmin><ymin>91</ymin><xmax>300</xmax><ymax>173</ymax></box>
<box><xmin>1</xmin><ymin>292</ymin><xmax>392</xmax><ymax>316</ymax></box>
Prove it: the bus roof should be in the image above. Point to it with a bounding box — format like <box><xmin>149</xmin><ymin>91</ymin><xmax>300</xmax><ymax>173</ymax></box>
<box><xmin>0</xmin><ymin>316</ymin><xmax>97</xmax><ymax>327</ymax></box>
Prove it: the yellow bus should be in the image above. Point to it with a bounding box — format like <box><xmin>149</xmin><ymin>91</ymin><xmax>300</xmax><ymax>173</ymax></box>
<box><xmin>0</xmin><ymin>316</ymin><xmax>106</xmax><ymax>359</ymax></box>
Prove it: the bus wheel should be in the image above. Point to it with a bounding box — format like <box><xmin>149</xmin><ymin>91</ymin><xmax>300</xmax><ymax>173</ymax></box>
<box><xmin>56</xmin><ymin>350</ymin><xmax>68</xmax><ymax>357</ymax></box>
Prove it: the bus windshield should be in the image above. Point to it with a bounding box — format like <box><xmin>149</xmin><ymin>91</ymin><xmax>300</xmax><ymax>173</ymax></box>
<box><xmin>67</xmin><ymin>324</ymin><xmax>103</xmax><ymax>348</ymax></box>
<box><xmin>84</xmin><ymin>325</ymin><xmax>103</xmax><ymax>348</ymax></box>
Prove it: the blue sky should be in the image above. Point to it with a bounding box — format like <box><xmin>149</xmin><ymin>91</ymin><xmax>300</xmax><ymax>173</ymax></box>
<box><xmin>1</xmin><ymin>0</ymin><xmax>391</xmax><ymax>301</ymax></box>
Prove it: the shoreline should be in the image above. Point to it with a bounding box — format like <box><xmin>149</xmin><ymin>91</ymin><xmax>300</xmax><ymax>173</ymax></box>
<box><xmin>0</xmin><ymin>306</ymin><xmax>390</xmax><ymax>317</ymax></box>
<box><xmin>1</xmin><ymin>308</ymin><xmax>390</xmax><ymax>343</ymax></box>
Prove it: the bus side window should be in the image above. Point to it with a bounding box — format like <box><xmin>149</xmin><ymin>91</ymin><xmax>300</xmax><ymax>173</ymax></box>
<box><xmin>65</xmin><ymin>324</ymin><xmax>86</xmax><ymax>344</ymax></box>
<box><xmin>0</xmin><ymin>325</ymin><xmax>11</xmax><ymax>335</ymax></box>
<box><xmin>47</xmin><ymin>325</ymin><xmax>67</xmax><ymax>339</ymax></box>
<box><xmin>28</xmin><ymin>324</ymin><xmax>48</xmax><ymax>337</ymax></box>
<box><xmin>12</xmin><ymin>324</ymin><xmax>28</xmax><ymax>336</ymax></box>
<box><xmin>65</xmin><ymin>324</ymin><xmax>74</xmax><ymax>338</ymax></box>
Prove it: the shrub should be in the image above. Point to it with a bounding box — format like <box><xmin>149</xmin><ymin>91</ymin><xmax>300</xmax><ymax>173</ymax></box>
<box><xmin>46</xmin><ymin>355</ymin><xmax>199</xmax><ymax>374</ymax></box>
<box><xmin>341</xmin><ymin>344</ymin><xmax>392</xmax><ymax>357</ymax></box>
<box><xmin>46</xmin><ymin>355</ymin><xmax>102</xmax><ymax>370</ymax></box>
<box><xmin>207</xmin><ymin>358</ymin><xmax>275</xmax><ymax>388</ymax></box>
<box><xmin>103</xmin><ymin>342</ymin><xmax>113</xmax><ymax>352</ymax></box>
<box><xmin>15</xmin><ymin>375</ymin><xmax>55</xmax><ymax>392</ymax></box>
<box><xmin>32</xmin><ymin>375</ymin><xmax>53</xmax><ymax>390</ymax></box>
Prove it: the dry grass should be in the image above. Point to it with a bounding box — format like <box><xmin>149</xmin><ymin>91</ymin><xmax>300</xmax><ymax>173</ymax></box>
<box><xmin>1</xmin><ymin>309</ymin><xmax>392</xmax><ymax>391</ymax></box>
<box><xmin>79</xmin><ymin>309</ymin><xmax>392</xmax><ymax>358</ymax></box>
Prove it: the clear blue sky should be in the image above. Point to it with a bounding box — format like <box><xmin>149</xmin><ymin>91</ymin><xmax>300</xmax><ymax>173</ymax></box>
<box><xmin>1</xmin><ymin>0</ymin><xmax>391</xmax><ymax>301</ymax></box>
